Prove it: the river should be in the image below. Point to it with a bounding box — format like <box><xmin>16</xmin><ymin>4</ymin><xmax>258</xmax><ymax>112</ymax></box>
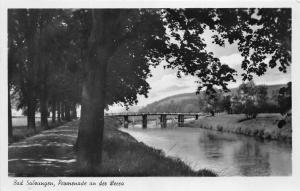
<box><xmin>120</xmin><ymin>120</ymin><xmax>292</xmax><ymax>176</ymax></box>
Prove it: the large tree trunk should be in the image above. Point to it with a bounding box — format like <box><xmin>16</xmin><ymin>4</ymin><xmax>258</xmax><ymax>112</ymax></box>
<box><xmin>8</xmin><ymin>85</ymin><xmax>13</xmax><ymax>142</ymax></box>
<box><xmin>76</xmin><ymin>10</ymin><xmax>110</xmax><ymax>174</ymax></box>
<box><xmin>27</xmin><ymin>98</ymin><xmax>36</xmax><ymax>132</ymax></box>
<box><xmin>76</xmin><ymin>68</ymin><xmax>106</xmax><ymax>174</ymax></box>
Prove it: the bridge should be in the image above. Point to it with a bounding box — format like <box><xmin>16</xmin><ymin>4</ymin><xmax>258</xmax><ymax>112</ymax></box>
<box><xmin>105</xmin><ymin>112</ymin><xmax>204</xmax><ymax>129</ymax></box>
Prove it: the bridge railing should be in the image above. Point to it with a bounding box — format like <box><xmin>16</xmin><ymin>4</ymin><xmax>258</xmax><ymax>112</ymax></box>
<box><xmin>105</xmin><ymin>112</ymin><xmax>206</xmax><ymax>129</ymax></box>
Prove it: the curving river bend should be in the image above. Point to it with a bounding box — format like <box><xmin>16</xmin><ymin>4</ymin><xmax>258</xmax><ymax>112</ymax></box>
<box><xmin>120</xmin><ymin>120</ymin><xmax>292</xmax><ymax>176</ymax></box>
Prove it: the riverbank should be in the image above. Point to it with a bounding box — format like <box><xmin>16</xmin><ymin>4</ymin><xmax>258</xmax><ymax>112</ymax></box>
<box><xmin>185</xmin><ymin>113</ymin><xmax>291</xmax><ymax>143</ymax></box>
<box><xmin>9</xmin><ymin>119</ymin><xmax>216</xmax><ymax>176</ymax></box>
<box><xmin>99</xmin><ymin>118</ymin><xmax>216</xmax><ymax>176</ymax></box>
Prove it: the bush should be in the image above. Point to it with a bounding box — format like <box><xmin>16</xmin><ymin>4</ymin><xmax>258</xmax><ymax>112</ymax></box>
<box><xmin>278</xmin><ymin>82</ymin><xmax>291</xmax><ymax>114</ymax></box>
<box><xmin>261</xmin><ymin>102</ymin><xmax>279</xmax><ymax>113</ymax></box>
<box><xmin>235</xmin><ymin>126</ymin><xmax>241</xmax><ymax>133</ymax></box>
<box><xmin>231</xmin><ymin>102</ymin><xmax>244</xmax><ymax>114</ymax></box>
<box><xmin>257</xmin><ymin>129</ymin><xmax>265</xmax><ymax>137</ymax></box>
<box><xmin>252</xmin><ymin>129</ymin><xmax>259</xmax><ymax>136</ymax></box>
<box><xmin>243</xmin><ymin>99</ymin><xmax>258</xmax><ymax>119</ymax></box>
<box><xmin>216</xmin><ymin>125</ymin><xmax>223</xmax><ymax>131</ymax></box>
<box><xmin>277</xmin><ymin>120</ymin><xmax>286</xmax><ymax>129</ymax></box>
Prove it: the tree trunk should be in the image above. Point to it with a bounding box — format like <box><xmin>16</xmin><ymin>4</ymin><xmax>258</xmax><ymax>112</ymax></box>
<box><xmin>27</xmin><ymin>98</ymin><xmax>36</xmax><ymax>132</ymax></box>
<box><xmin>8</xmin><ymin>85</ymin><xmax>13</xmax><ymax>142</ymax></box>
<box><xmin>57</xmin><ymin>102</ymin><xmax>61</xmax><ymax>122</ymax></box>
<box><xmin>61</xmin><ymin>102</ymin><xmax>65</xmax><ymax>121</ymax></box>
<box><xmin>76</xmin><ymin>10</ymin><xmax>112</xmax><ymax>174</ymax></box>
<box><xmin>76</xmin><ymin>72</ymin><xmax>106</xmax><ymax>174</ymax></box>
<box><xmin>51</xmin><ymin>101</ymin><xmax>56</xmax><ymax>123</ymax></box>
<box><xmin>40</xmin><ymin>92</ymin><xmax>48</xmax><ymax>129</ymax></box>
<box><xmin>71</xmin><ymin>104</ymin><xmax>77</xmax><ymax>119</ymax></box>
<box><xmin>65</xmin><ymin>102</ymin><xmax>71</xmax><ymax>121</ymax></box>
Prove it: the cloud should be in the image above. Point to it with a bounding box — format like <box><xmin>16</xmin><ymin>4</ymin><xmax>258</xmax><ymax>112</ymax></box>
<box><xmin>141</xmin><ymin>66</ymin><xmax>199</xmax><ymax>104</ymax></box>
<box><xmin>219</xmin><ymin>53</ymin><xmax>291</xmax><ymax>88</ymax></box>
<box><xmin>219</xmin><ymin>53</ymin><xmax>244</xmax><ymax>68</ymax></box>
<box><xmin>149</xmin><ymin>73</ymin><xmax>195</xmax><ymax>91</ymax></box>
<box><xmin>202</xmin><ymin>30</ymin><xmax>239</xmax><ymax>57</ymax></box>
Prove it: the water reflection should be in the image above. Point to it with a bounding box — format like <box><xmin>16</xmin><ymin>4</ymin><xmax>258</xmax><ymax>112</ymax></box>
<box><xmin>121</xmin><ymin>127</ymin><xmax>292</xmax><ymax>176</ymax></box>
<box><xmin>233</xmin><ymin>141</ymin><xmax>270</xmax><ymax>176</ymax></box>
<box><xmin>199</xmin><ymin>133</ymin><xmax>226</xmax><ymax>160</ymax></box>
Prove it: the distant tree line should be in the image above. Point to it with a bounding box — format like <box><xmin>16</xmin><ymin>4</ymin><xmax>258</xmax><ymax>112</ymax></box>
<box><xmin>200</xmin><ymin>81</ymin><xmax>291</xmax><ymax>119</ymax></box>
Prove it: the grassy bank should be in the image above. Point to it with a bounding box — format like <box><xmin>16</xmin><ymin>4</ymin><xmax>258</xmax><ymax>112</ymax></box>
<box><xmin>186</xmin><ymin>113</ymin><xmax>291</xmax><ymax>143</ymax></box>
<box><xmin>97</xmin><ymin>118</ymin><xmax>216</xmax><ymax>176</ymax></box>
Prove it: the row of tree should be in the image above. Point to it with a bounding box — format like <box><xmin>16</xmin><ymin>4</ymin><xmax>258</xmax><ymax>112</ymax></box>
<box><xmin>8</xmin><ymin>10</ymin><xmax>81</xmax><ymax>139</ymax></box>
<box><xmin>8</xmin><ymin>9</ymin><xmax>172</xmax><ymax>172</ymax></box>
<box><xmin>8</xmin><ymin>9</ymin><xmax>291</xmax><ymax>173</ymax></box>
<box><xmin>201</xmin><ymin>81</ymin><xmax>292</xmax><ymax>118</ymax></box>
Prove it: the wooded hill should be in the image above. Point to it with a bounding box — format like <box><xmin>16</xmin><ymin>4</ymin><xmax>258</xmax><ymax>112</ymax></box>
<box><xmin>138</xmin><ymin>84</ymin><xmax>286</xmax><ymax>113</ymax></box>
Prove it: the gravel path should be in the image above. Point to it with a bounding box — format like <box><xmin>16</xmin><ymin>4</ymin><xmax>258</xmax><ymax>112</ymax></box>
<box><xmin>8</xmin><ymin>120</ymin><xmax>79</xmax><ymax>177</ymax></box>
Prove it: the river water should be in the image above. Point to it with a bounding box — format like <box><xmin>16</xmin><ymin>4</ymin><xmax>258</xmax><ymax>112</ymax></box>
<box><xmin>120</xmin><ymin>120</ymin><xmax>292</xmax><ymax>176</ymax></box>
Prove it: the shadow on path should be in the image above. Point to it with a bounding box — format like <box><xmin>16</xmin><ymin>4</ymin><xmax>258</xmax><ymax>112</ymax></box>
<box><xmin>8</xmin><ymin>120</ymin><xmax>79</xmax><ymax>177</ymax></box>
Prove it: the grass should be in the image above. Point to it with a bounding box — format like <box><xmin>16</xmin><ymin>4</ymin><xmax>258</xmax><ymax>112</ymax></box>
<box><xmin>185</xmin><ymin>113</ymin><xmax>292</xmax><ymax>143</ymax></box>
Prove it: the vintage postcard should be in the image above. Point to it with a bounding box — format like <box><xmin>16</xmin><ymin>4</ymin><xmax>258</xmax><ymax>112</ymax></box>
<box><xmin>1</xmin><ymin>0</ymin><xmax>300</xmax><ymax>191</ymax></box>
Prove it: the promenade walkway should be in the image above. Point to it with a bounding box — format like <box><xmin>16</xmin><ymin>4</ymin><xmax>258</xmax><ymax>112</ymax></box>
<box><xmin>9</xmin><ymin>121</ymin><xmax>79</xmax><ymax>177</ymax></box>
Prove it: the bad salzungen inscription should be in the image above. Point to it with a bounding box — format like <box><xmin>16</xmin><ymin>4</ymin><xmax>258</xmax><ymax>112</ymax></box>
<box><xmin>13</xmin><ymin>179</ymin><xmax>124</xmax><ymax>188</ymax></box>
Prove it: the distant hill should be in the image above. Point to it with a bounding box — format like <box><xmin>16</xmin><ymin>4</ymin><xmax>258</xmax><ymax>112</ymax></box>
<box><xmin>139</xmin><ymin>92</ymin><xmax>200</xmax><ymax>113</ymax></box>
<box><xmin>138</xmin><ymin>84</ymin><xmax>287</xmax><ymax>113</ymax></box>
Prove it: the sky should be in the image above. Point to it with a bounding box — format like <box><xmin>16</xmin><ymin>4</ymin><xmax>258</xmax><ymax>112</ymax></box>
<box><xmin>108</xmin><ymin>32</ymin><xmax>291</xmax><ymax>113</ymax></box>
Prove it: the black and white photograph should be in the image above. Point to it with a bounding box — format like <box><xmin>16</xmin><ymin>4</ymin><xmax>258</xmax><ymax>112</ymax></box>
<box><xmin>1</xmin><ymin>0</ymin><xmax>300</xmax><ymax>191</ymax></box>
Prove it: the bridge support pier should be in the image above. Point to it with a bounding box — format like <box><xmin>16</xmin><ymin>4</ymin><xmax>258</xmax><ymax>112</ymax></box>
<box><xmin>178</xmin><ymin>114</ymin><xmax>184</xmax><ymax>127</ymax></box>
<box><xmin>160</xmin><ymin>114</ymin><xmax>167</xmax><ymax>128</ymax></box>
<box><xmin>124</xmin><ymin>115</ymin><xmax>129</xmax><ymax>128</ymax></box>
<box><xmin>142</xmin><ymin>115</ymin><xmax>147</xmax><ymax>129</ymax></box>
<box><xmin>195</xmin><ymin>114</ymin><xmax>198</xmax><ymax>120</ymax></box>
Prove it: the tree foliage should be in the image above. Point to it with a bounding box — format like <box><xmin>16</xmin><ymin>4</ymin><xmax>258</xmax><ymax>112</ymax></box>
<box><xmin>278</xmin><ymin>82</ymin><xmax>291</xmax><ymax>114</ymax></box>
<box><xmin>209</xmin><ymin>9</ymin><xmax>291</xmax><ymax>80</ymax></box>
